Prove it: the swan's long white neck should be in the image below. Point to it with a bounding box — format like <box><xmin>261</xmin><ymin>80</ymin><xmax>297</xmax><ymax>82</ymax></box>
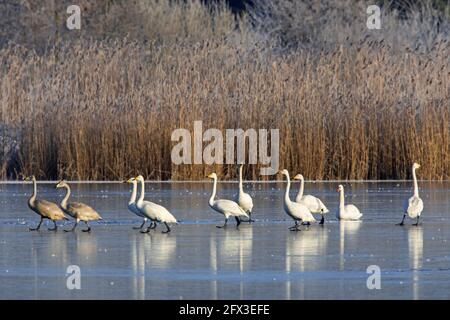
<box><xmin>412</xmin><ymin>166</ymin><xmax>419</xmax><ymax>197</ymax></box>
<box><xmin>339</xmin><ymin>188</ymin><xmax>345</xmax><ymax>209</ymax></box>
<box><xmin>296</xmin><ymin>176</ymin><xmax>304</xmax><ymax>202</ymax></box>
<box><xmin>209</xmin><ymin>177</ymin><xmax>217</xmax><ymax>206</ymax></box>
<box><xmin>137</xmin><ymin>179</ymin><xmax>145</xmax><ymax>204</ymax></box>
<box><xmin>238</xmin><ymin>165</ymin><xmax>244</xmax><ymax>194</ymax></box>
<box><xmin>283</xmin><ymin>173</ymin><xmax>292</xmax><ymax>204</ymax></box>
<box><xmin>129</xmin><ymin>181</ymin><xmax>138</xmax><ymax>205</ymax></box>
<box><xmin>60</xmin><ymin>185</ymin><xmax>71</xmax><ymax>210</ymax></box>
<box><xmin>28</xmin><ymin>177</ymin><xmax>37</xmax><ymax>208</ymax></box>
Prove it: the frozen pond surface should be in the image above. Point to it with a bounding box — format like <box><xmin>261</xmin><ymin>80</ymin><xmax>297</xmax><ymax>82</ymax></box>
<box><xmin>0</xmin><ymin>181</ymin><xmax>449</xmax><ymax>299</ymax></box>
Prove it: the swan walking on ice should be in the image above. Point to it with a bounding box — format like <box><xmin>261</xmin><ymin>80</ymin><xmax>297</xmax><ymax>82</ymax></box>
<box><xmin>293</xmin><ymin>174</ymin><xmax>329</xmax><ymax>225</ymax></box>
<box><xmin>398</xmin><ymin>163</ymin><xmax>424</xmax><ymax>226</ymax></box>
<box><xmin>135</xmin><ymin>175</ymin><xmax>178</xmax><ymax>233</ymax></box>
<box><xmin>235</xmin><ymin>164</ymin><xmax>254</xmax><ymax>223</ymax></box>
<box><xmin>207</xmin><ymin>173</ymin><xmax>248</xmax><ymax>228</ymax></box>
<box><xmin>56</xmin><ymin>181</ymin><xmax>102</xmax><ymax>232</ymax></box>
<box><xmin>336</xmin><ymin>185</ymin><xmax>363</xmax><ymax>221</ymax></box>
<box><xmin>125</xmin><ymin>177</ymin><xmax>148</xmax><ymax>230</ymax></box>
<box><xmin>25</xmin><ymin>175</ymin><xmax>68</xmax><ymax>231</ymax></box>
<box><xmin>279</xmin><ymin>169</ymin><xmax>316</xmax><ymax>231</ymax></box>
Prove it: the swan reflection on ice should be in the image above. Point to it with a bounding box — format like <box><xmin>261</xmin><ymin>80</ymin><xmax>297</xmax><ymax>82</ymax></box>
<box><xmin>408</xmin><ymin>227</ymin><xmax>423</xmax><ymax>300</ymax></box>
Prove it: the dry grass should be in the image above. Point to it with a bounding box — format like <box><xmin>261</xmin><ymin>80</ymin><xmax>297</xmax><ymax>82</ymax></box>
<box><xmin>0</xmin><ymin>0</ymin><xmax>449</xmax><ymax>180</ymax></box>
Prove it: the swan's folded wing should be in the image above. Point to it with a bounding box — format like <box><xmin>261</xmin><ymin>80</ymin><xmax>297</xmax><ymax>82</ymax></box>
<box><xmin>300</xmin><ymin>195</ymin><xmax>322</xmax><ymax>213</ymax></box>
<box><xmin>407</xmin><ymin>196</ymin><xmax>423</xmax><ymax>217</ymax></box>
<box><xmin>316</xmin><ymin>198</ymin><xmax>329</xmax><ymax>213</ymax></box>
<box><xmin>151</xmin><ymin>203</ymin><xmax>177</xmax><ymax>223</ymax></box>
<box><xmin>36</xmin><ymin>199</ymin><xmax>60</xmax><ymax>212</ymax></box>
<box><xmin>67</xmin><ymin>202</ymin><xmax>86</xmax><ymax>211</ymax></box>
<box><xmin>215</xmin><ymin>199</ymin><xmax>248</xmax><ymax>217</ymax></box>
<box><xmin>238</xmin><ymin>193</ymin><xmax>253</xmax><ymax>212</ymax></box>
<box><xmin>142</xmin><ymin>201</ymin><xmax>178</xmax><ymax>222</ymax></box>
<box><xmin>68</xmin><ymin>202</ymin><xmax>102</xmax><ymax>220</ymax></box>
<box><xmin>35</xmin><ymin>200</ymin><xmax>67</xmax><ymax>219</ymax></box>
<box><xmin>346</xmin><ymin>204</ymin><xmax>362</xmax><ymax>218</ymax></box>
<box><xmin>289</xmin><ymin>201</ymin><xmax>316</xmax><ymax>222</ymax></box>
<box><xmin>138</xmin><ymin>201</ymin><xmax>158</xmax><ymax>220</ymax></box>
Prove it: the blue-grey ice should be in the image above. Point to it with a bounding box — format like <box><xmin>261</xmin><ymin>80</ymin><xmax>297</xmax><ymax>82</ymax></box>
<box><xmin>0</xmin><ymin>181</ymin><xmax>449</xmax><ymax>299</ymax></box>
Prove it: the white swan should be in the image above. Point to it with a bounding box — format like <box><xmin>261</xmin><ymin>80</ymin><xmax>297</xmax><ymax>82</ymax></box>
<box><xmin>398</xmin><ymin>163</ymin><xmax>424</xmax><ymax>226</ymax></box>
<box><xmin>125</xmin><ymin>177</ymin><xmax>148</xmax><ymax>230</ymax></box>
<box><xmin>279</xmin><ymin>169</ymin><xmax>316</xmax><ymax>231</ymax></box>
<box><xmin>235</xmin><ymin>164</ymin><xmax>254</xmax><ymax>223</ymax></box>
<box><xmin>135</xmin><ymin>175</ymin><xmax>177</xmax><ymax>233</ymax></box>
<box><xmin>293</xmin><ymin>174</ymin><xmax>329</xmax><ymax>224</ymax></box>
<box><xmin>336</xmin><ymin>184</ymin><xmax>363</xmax><ymax>221</ymax></box>
<box><xmin>207</xmin><ymin>173</ymin><xmax>248</xmax><ymax>228</ymax></box>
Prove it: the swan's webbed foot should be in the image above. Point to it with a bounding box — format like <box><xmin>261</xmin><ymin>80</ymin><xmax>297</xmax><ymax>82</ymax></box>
<box><xmin>48</xmin><ymin>222</ymin><xmax>57</xmax><ymax>231</ymax></box>
<box><xmin>64</xmin><ymin>222</ymin><xmax>77</xmax><ymax>232</ymax></box>
<box><xmin>319</xmin><ymin>215</ymin><xmax>325</xmax><ymax>225</ymax></box>
<box><xmin>133</xmin><ymin>220</ymin><xmax>146</xmax><ymax>230</ymax></box>
<box><xmin>216</xmin><ymin>218</ymin><xmax>228</xmax><ymax>228</ymax></box>
<box><xmin>413</xmin><ymin>217</ymin><xmax>420</xmax><ymax>226</ymax></box>
<box><xmin>289</xmin><ymin>221</ymin><xmax>301</xmax><ymax>231</ymax></box>
<box><xmin>81</xmin><ymin>222</ymin><xmax>91</xmax><ymax>232</ymax></box>
<box><xmin>397</xmin><ymin>214</ymin><xmax>406</xmax><ymax>226</ymax></box>
<box><xmin>29</xmin><ymin>218</ymin><xmax>43</xmax><ymax>231</ymax></box>
<box><xmin>235</xmin><ymin>217</ymin><xmax>241</xmax><ymax>227</ymax></box>
<box><xmin>162</xmin><ymin>222</ymin><xmax>171</xmax><ymax>234</ymax></box>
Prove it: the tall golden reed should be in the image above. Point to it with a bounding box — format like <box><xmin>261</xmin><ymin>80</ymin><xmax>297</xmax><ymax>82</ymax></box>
<box><xmin>0</xmin><ymin>0</ymin><xmax>448</xmax><ymax>180</ymax></box>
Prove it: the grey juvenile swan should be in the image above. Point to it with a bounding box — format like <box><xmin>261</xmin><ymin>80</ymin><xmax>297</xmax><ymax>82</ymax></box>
<box><xmin>56</xmin><ymin>181</ymin><xmax>102</xmax><ymax>232</ymax></box>
<box><xmin>25</xmin><ymin>175</ymin><xmax>68</xmax><ymax>231</ymax></box>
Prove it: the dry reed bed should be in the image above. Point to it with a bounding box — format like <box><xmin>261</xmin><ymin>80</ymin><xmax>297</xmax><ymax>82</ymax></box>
<box><xmin>0</xmin><ymin>37</ymin><xmax>448</xmax><ymax>181</ymax></box>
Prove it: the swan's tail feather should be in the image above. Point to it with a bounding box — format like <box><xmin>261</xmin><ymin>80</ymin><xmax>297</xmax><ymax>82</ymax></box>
<box><xmin>239</xmin><ymin>207</ymin><xmax>249</xmax><ymax>218</ymax></box>
<box><xmin>165</xmin><ymin>215</ymin><xmax>178</xmax><ymax>224</ymax></box>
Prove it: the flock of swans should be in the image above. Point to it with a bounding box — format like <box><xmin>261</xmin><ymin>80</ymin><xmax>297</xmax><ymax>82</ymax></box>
<box><xmin>23</xmin><ymin>163</ymin><xmax>424</xmax><ymax>233</ymax></box>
